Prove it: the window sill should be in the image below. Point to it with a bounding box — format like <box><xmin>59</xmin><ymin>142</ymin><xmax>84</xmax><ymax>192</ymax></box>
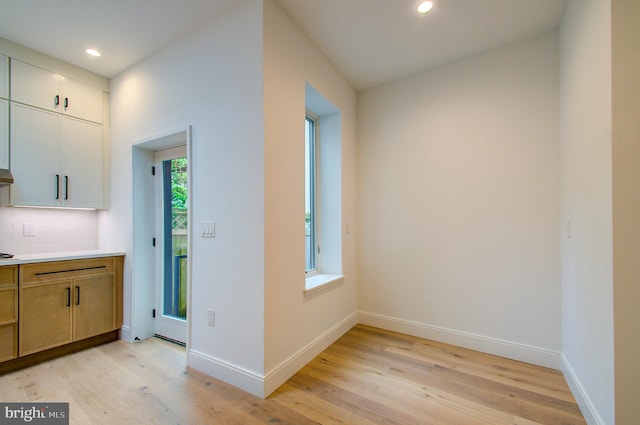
<box><xmin>304</xmin><ymin>274</ymin><xmax>344</xmax><ymax>297</ymax></box>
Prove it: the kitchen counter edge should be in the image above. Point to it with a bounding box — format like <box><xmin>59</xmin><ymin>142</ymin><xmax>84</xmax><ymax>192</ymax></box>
<box><xmin>0</xmin><ymin>251</ymin><xmax>126</xmax><ymax>266</ymax></box>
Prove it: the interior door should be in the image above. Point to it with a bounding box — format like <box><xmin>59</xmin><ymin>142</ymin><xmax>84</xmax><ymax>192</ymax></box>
<box><xmin>153</xmin><ymin>145</ymin><xmax>188</xmax><ymax>344</ymax></box>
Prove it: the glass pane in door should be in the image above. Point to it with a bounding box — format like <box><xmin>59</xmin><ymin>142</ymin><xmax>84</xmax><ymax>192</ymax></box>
<box><xmin>162</xmin><ymin>157</ymin><xmax>188</xmax><ymax>319</ymax></box>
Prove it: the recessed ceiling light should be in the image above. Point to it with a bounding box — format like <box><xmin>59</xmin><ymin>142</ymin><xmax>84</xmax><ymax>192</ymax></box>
<box><xmin>85</xmin><ymin>48</ymin><xmax>101</xmax><ymax>57</ymax></box>
<box><xmin>417</xmin><ymin>1</ymin><xmax>434</xmax><ymax>14</ymax></box>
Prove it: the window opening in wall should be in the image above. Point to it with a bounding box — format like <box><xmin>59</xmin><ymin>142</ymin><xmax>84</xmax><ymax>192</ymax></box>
<box><xmin>304</xmin><ymin>82</ymin><xmax>344</xmax><ymax>294</ymax></box>
<box><xmin>305</xmin><ymin>114</ymin><xmax>318</xmax><ymax>274</ymax></box>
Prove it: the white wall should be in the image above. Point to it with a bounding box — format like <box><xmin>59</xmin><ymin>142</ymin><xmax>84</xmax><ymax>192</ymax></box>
<box><xmin>559</xmin><ymin>0</ymin><xmax>614</xmax><ymax>424</ymax></box>
<box><xmin>103</xmin><ymin>0</ymin><xmax>267</xmax><ymax>394</ymax></box>
<box><xmin>357</xmin><ymin>32</ymin><xmax>561</xmax><ymax>367</ymax></box>
<box><xmin>105</xmin><ymin>0</ymin><xmax>358</xmax><ymax>397</ymax></box>
<box><xmin>262</xmin><ymin>0</ymin><xmax>358</xmax><ymax>394</ymax></box>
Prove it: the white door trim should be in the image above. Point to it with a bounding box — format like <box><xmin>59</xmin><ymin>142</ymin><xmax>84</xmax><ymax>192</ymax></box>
<box><xmin>130</xmin><ymin>125</ymin><xmax>192</xmax><ymax>355</ymax></box>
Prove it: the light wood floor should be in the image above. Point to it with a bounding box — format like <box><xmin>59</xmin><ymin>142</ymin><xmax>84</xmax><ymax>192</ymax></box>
<box><xmin>0</xmin><ymin>324</ymin><xmax>585</xmax><ymax>424</ymax></box>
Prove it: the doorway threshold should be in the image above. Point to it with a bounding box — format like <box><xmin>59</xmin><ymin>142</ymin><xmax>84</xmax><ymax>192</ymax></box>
<box><xmin>154</xmin><ymin>334</ymin><xmax>186</xmax><ymax>347</ymax></box>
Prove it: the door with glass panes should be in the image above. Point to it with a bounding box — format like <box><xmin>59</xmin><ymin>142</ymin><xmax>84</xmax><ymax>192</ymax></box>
<box><xmin>154</xmin><ymin>146</ymin><xmax>188</xmax><ymax>344</ymax></box>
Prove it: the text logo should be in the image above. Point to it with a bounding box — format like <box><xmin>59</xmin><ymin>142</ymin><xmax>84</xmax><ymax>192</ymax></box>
<box><xmin>0</xmin><ymin>403</ymin><xmax>68</xmax><ymax>424</ymax></box>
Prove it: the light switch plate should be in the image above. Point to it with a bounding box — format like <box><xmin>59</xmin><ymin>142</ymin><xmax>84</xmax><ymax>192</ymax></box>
<box><xmin>207</xmin><ymin>309</ymin><xmax>215</xmax><ymax>327</ymax></box>
<box><xmin>201</xmin><ymin>221</ymin><xmax>215</xmax><ymax>238</ymax></box>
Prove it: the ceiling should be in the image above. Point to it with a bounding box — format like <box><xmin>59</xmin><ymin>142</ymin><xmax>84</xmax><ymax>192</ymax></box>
<box><xmin>0</xmin><ymin>0</ymin><xmax>568</xmax><ymax>91</ymax></box>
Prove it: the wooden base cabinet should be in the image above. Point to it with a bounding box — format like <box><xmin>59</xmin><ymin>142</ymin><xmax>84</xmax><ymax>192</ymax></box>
<box><xmin>0</xmin><ymin>265</ymin><xmax>18</xmax><ymax>362</ymax></box>
<box><xmin>18</xmin><ymin>256</ymin><xmax>123</xmax><ymax>357</ymax></box>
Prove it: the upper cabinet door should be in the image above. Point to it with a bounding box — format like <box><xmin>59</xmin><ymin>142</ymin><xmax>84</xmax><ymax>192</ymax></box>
<box><xmin>10</xmin><ymin>103</ymin><xmax>60</xmax><ymax>207</ymax></box>
<box><xmin>11</xmin><ymin>59</ymin><xmax>60</xmax><ymax>113</ymax></box>
<box><xmin>0</xmin><ymin>56</ymin><xmax>7</xmax><ymax>169</ymax></box>
<box><xmin>60</xmin><ymin>116</ymin><xmax>103</xmax><ymax>208</ymax></box>
<box><xmin>60</xmin><ymin>77</ymin><xmax>103</xmax><ymax>124</ymax></box>
<box><xmin>0</xmin><ymin>55</ymin><xmax>8</xmax><ymax>100</ymax></box>
<box><xmin>11</xmin><ymin>59</ymin><xmax>103</xmax><ymax>124</ymax></box>
<box><xmin>0</xmin><ymin>99</ymin><xmax>8</xmax><ymax>170</ymax></box>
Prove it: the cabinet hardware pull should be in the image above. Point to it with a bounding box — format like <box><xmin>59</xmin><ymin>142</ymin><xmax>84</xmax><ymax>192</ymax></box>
<box><xmin>55</xmin><ymin>174</ymin><xmax>60</xmax><ymax>200</ymax></box>
<box><xmin>64</xmin><ymin>175</ymin><xmax>69</xmax><ymax>200</ymax></box>
<box><xmin>64</xmin><ymin>97</ymin><xmax>69</xmax><ymax>108</ymax></box>
<box><xmin>66</xmin><ymin>287</ymin><xmax>71</xmax><ymax>307</ymax></box>
<box><xmin>76</xmin><ymin>286</ymin><xmax>80</xmax><ymax>305</ymax></box>
<box><xmin>55</xmin><ymin>95</ymin><xmax>60</xmax><ymax>107</ymax></box>
<box><xmin>35</xmin><ymin>265</ymin><xmax>107</xmax><ymax>276</ymax></box>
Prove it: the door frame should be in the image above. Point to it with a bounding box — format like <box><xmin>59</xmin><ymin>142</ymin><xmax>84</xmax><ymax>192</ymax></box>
<box><xmin>130</xmin><ymin>125</ymin><xmax>192</xmax><ymax>354</ymax></box>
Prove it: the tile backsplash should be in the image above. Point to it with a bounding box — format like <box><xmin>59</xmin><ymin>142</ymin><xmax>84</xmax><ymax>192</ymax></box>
<box><xmin>0</xmin><ymin>207</ymin><xmax>98</xmax><ymax>255</ymax></box>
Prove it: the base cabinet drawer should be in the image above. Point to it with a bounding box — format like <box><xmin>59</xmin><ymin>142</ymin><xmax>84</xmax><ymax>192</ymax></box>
<box><xmin>0</xmin><ymin>264</ymin><xmax>17</xmax><ymax>286</ymax></box>
<box><xmin>0</xmin><ymin>324</ymin><xmax>17</xmax><ymax>362</ymax></box>
<box><xmin>0</xmin><ymin>286</ymin><xmax>17</xmax><ymax>324</ymax></box>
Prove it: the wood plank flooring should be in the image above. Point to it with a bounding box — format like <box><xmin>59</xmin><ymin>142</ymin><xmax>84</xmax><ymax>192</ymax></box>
<box><xmin>0</xmin><ymin>324</ymin><xmax>585</xmax><ymax>424</ymax></box>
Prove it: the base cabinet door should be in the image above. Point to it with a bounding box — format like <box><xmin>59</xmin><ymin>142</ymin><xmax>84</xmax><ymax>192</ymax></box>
<box><xmin>20</xmin><ymin>281</ymin><xmax>73</xmax><ymax>356</ymax></box>
<box><xmin>73</xmin><ymin>274</ymin><xmax>115</xmax><ymax>341</ymax></box>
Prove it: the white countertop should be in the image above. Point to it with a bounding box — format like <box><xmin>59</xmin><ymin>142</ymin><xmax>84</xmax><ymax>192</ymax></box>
<box><xmin>0</xmin><ymin>250</ymin><xmax>126</xmax><ymax>266</ymax></box>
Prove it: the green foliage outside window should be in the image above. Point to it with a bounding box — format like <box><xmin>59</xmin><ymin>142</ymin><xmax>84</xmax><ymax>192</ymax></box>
<box><xmin>171</xmin><ymin>158</ymin><xmax>188</xmax><ymax>209</ymax></box>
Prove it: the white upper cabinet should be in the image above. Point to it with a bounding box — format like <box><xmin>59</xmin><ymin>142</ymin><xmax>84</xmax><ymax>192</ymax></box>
<box><xmin>60</xmin><ymin>77</ymin><xmax>103</xmax><ymax>124</ymax></box>
<box><xmin>0</xmin><ymin>99</ymin><xmax>8</xmax><ymax>170</ymax></box>
<box><xmin>0</xmin><ymin>55</ymin><xmax>7</xmax><ymax>169</ymax></box>
<box><xmin>10</xmin><ymin>103</ymin><xmax>103</xmax><ymax>208</ymax></box>
<box><xmin>60</xmin><ymin>115</ymin><xmax>103</xmax><ymax>208</ymax></box>
<box><xmin>3</xmin><ymin>53</ymin><xmax>106</xmax><ymax>209</ymax></box>
<box><xmin>10</xmin><ymin>59</ymin><xmax>58</xmax><ymax>111</ymax></box>
<box><xmin>11</xmin><ymin>59</ymin><xmax>103</xmax><ymax>124</ymax></box>
<box><xmin>9</xmin><ymin>104</ymin><xmax>60</xmax><ymax>207</ymax></box>
<box><xmin>0</xmin><ymin>55</ymin><xmax>8</xmax><ymax>100</ymax></box>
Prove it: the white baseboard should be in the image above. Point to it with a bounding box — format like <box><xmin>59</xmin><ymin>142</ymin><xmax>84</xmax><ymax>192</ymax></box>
<box><xmin>561</xmin><ymin>354</ymin><xmax>605</xmax><ymax>425</ymax></box>
<box><xmin>188</xmin><ymin>349</ymin><xmax>265</xmax><ymax>397</ymax></box>
<box><xmin>188</xmin><ymin>311</ymin><xmax>359</xmax><ymax>399</ymax></box>
<box><xmin>358</xmin><ymin>311</ymin><xmax>561</xmax><ymax>369</ymax></box>
<box><xmin>188</xmin><ymin>311</ymin><xmax>562</xmax><ymax>399</ymax></box>
<box><xmin>119</xmin><ymin>325</ymin><xmax>133</xmax><ymax>343</ymax></box>
<box><xmin>263</xmin><ymin>311</ymin><xmax>359</xmax><ymax>396</ymax></box>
